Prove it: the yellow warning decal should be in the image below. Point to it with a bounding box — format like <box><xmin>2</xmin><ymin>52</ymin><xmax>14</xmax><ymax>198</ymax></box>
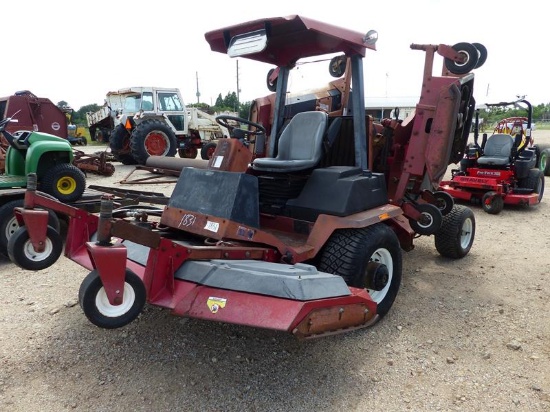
<box><xmin>207</xmin><ymin>297</ymin><xmax>227</xmax><ymax>313</ymax></box>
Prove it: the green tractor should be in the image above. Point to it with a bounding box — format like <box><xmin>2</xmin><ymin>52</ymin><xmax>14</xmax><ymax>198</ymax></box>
<box><xmin>0</xmin><ymin>114</ymin><xmax>86</xmax><ymax>201</ymax></box>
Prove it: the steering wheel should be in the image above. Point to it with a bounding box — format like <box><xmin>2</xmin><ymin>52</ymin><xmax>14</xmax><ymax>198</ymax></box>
<box><xmin>215</xmin><ymin>115</ymin><xmax>267</xmax><ymax>140</ymax></box>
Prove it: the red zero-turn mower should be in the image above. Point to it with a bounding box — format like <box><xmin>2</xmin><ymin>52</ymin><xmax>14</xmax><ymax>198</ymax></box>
<box><xmin>439</xmin><ymin>99</ymin><xmax>544</xmax><ymax>214</ymax></box>
<box><xmin>8</xmin><ymin>16</ymin><xmax>485</xmax><ymax>339</ymax></box>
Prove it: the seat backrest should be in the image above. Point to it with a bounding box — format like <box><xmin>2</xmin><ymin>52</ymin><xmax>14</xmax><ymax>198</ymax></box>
<box><xmin>275</xmin><ymin>111</ymin><xmax>328</xmax><ymax>161</ymax></box>
<box><xmin>482</xmin><ymin>133</ymin><xmax>514</xmax><ymax>158</ymax></box>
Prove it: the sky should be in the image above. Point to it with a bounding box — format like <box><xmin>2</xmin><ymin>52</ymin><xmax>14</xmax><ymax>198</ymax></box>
<box><xmin>2</xmin><ymin>0</ymin><xmax>548</xmax><ymax>111</ymax></box>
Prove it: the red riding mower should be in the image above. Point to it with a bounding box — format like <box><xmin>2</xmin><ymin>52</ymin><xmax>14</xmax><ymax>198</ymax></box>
<box><xmin>439</xmin><ymin>99</ymin><xmax>544</xmax><ymax>214</ymax></box>
<box><xmin>7</xmin><ymin>16</ymin><xmax>485</xmax><ymax>339</ymax></box>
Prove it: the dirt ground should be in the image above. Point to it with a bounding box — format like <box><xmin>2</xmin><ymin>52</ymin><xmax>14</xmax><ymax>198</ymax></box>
<box><xmin>0</xmin><ymin>131</ymin><xmax>549</xmax><ymax>412</ymax></box>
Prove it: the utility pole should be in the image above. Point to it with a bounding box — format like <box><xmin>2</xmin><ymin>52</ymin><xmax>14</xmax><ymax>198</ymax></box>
<box><xmin>196</xmin><ymin>71</ymin><xmax>200</xmax><ymax>104</ymax></box>
<box><xmin>236</xmin><ymin>61</ymin><xmax>241</xmax><ymax>103</ymax></box>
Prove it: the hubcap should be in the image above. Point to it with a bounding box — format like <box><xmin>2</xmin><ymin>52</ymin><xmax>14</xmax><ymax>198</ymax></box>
<box><xmin>5</xmin><ymin>217</ymin><xmax>19</xmax><ymax>240</ymax></box>
<box><xmin>23</xmin><ymin>238</ymin><xmax>53</xmax><ymax>262</ymax></box>
<box><xmin>460</xmin><ymin>217</ymin><xmax>473</xmax><ymax>249</ymax></box>
<box><xmin>366</xmin><ymin>248</ymin><xmax>393</xmax><ymax>303</ymax></box>
<box><xmin>144</xmin><ymin>131</ymin><xmax>170</xmax><ymax>156</ymax></box>
<box><xmin>95</xmin><ymin>282</ymin><xmax>136</xmax><ymax>317</ymax></box>
<box><xmin>57</xmin><ymin>177</ymin><xmax>77</xmax><ymax>195</ymax></box>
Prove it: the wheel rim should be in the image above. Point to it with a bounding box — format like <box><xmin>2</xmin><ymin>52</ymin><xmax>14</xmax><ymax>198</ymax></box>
<box><xmin>541</xmin><ymin>153</ymin><xmax>547</xmax><ymax>170</ymax></box>
<box><xmin>144</xmin><ymin>131</ymin><xmax>171</xmax><ymax>156</ymax></box>
<box><xmin>57</xmin><ymin>176</ymin><xmax>77</xmax><ymax>195</ymax></box>
<box><xmin>460</xmin><ymin>217</ymin><xmax>474</xmax><ymax>249</ymax></box>
<box><xmin>23</xmin><ymin>238</ymin><xmax>53</xmax><ymax>262</ymax></box>
<box><xmin>367</xmin><ymin>248</ymin><xmax>393</xmax><ymax>303</ymax></box>
<box><xmin>417</xmin><ymin>211</ymin><xmax>434</xmax><ymax>229</ymax></box>
<box><xmin>5</xmin><ymin>216</ymin><xmax>19</xmax><ymax>240</ymax></box>
<box><xmin>95</xmin><ymin>282</ymin><xmax>136</xmax><ymax>317</ymax></box>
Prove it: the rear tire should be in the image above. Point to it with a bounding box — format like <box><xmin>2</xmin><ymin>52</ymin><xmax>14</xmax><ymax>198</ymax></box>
<box><xmin>519</xmin><ymin>169</ymin><xmax>545</xmax><ymax>203</ymax></box>
<box><xmin>434</xmin><ymin>205</ymin><xmax>475</xmax><ymax>259</ymax></box>
<box><xmin>79</xmin><ymin>269</ymin><xmax>146</xmax><ymax>329</ymax></box>
<box><xmin>319</xmin><ymin>224</ymin><xmax>402</xmax><ymax>317</ymax></box>
<box><xmin>538</xmin><ymin>148</ymin><xmax>550</xmax><ymax>176</ymax></box>
<box><xmin>130</xmin><ymin>120</ymin><xmax>177</xmax><ymax>165</ymax></box>
<box><xmin>40</xmin><ymin>163</ymin><xmax>86</xmax><ymax>203</ymax></box>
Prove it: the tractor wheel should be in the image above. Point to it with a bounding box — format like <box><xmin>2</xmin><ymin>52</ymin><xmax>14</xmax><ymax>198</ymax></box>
<box><xmin>7</xmin><ymin>225</ymin><xmax>63</xmax><ymax>271</ymax></box>
<box><xmin>0</xmin><ymin>199</ymin><xmax>60</xmax><ymax>258</ymax></box>
<box><xmin>178</xmin><ymin>147</ymin><xmax>198</xmax><ymax>159</ymax></box>
<box><xmin>433</xmin><ymin>191</ymin><xmax>454</xmax><ymax>215</ymax></box>
<box><xmin>109</xmin><ymin>125</ymin><xmax>136</xmax><ymax>164</ymax></box>
<box><xmin>78</xmin><ymin>269</ymin><xmax>146</xmax><ymax>329</ymax></box>
<box><xmin>538</xmin><ymin>148</ymin><xmax>550</xmax><ymax>176</ymax></box>
<box><xmin>319</xmin><ymin>223</ymin><xmax>402</xmax><ymax>317</ymax></box>
<box><xmin>408</xmin><ymin>203</ymin><xmax>443</xmax><ymax>235</ymax></box>
<box><xmin>482</xmin><ymin>191</ymin><xmax>504</xmax><ymax>214</ymax></box>
<box><xmin>434</xmin><ymin>205</ymin><xmax>475</xmax><ymax>259</ymax></box>
<box><xmin>445</xmin><ymin>42</ymin><xmax>479</xmax><ymax>75</ymax></box>
<box><xmin>40</xmin><ymin>163</ymin><xmax>86</xmax><ymax>203</ymax></box>
<box><xmin>130</xmin><ymin>120</ymin><xmax>177</xmax><ymax>165</ymax></box>
<box><xmin>200</xmin><ymin>142</ymin><xmax>217</xmax><ymax>160</ymax></box>
<box><xmin>520</xmin><ymin>169</ymin><xmax>545</xmax><ymax>203</ymax></box>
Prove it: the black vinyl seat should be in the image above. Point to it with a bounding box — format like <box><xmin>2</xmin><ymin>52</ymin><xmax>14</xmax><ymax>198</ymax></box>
<box><xmin>252</xmin><ymin>111</ymin><xmax>328</xmax><ymax>173</ymax></box>
<box><xmin>477</xmin><ymin>133</ymin><xmax>514</xmax><ymax>167</ymax></box>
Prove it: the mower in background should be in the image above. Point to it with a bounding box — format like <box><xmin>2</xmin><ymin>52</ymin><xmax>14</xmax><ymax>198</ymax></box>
<box><xmin>8</xmin><ymin>15</ymin><xmax>485</xmax><ymax>339</ymax></box>
<box><xmin>439</xmin><ymin>99</ymin><xmax>544</xmax><ymax>214</ymax></box>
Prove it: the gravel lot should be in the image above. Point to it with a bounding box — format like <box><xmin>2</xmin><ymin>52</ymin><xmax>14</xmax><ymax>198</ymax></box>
<box><xmin>1</xmin><ymin>132</ymin><xmax>549</xmax><ymax>412</ymax></box>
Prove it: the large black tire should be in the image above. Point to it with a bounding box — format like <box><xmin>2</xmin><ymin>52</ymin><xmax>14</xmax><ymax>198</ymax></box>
<box><xmin>7</xmin><ymin>225</ymin><xmax>63</xmax><ymax>271</ymax></box>
<box><xmin>434</xmin><ymin>205</ymin><xmax>475</xmax><ymax>259</ymax></box>
<box><xmin>519</xmin><ymin>169</ymin><xmax>545</xmax><ymax>203</ymax></box>
<box><xmin>319</xmin><ymin>223</ymin><xmax>402</xmax><ymax>317</ymax></box>
<box><xmin>0</xmin><ymin>199</ymin><xmax>60</xmax><ymax>258</ymax></box>
<box><xmin>40</xmin><ymin>163</ymin><xmax>86</xmax><ymax>203</ymax></box>
<box><xmin>79</xmin><ymin>269</ymin><xmax>146</xmax><ymax>329</ymax></box>
<box><xmin>200</xmin><ymin>142</ymin><xmax>217</xmax><ymax>160</ymax></box>
<box><xmin>481</xmin><ymin>191</ymin><xmax>504</xmax><ymax>214</ymax></box>
<box><xmin>130</xmin><ymin>120</ymin><xmax>177</xmax><ymax>165</ymax></box>
<box><xmin>109</xmin><ymin>124</ymin><xmax>136</xmax><ymax>164</ymax></box>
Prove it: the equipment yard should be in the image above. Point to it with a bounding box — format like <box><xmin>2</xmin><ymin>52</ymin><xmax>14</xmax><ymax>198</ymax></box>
<box><xmin>1</xmin><ymin>130</ymin><xmax>549</xmax><ymax>411</ymax></box>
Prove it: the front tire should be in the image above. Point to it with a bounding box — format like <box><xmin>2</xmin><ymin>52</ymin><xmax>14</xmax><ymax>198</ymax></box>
<box><xmin>7</xmin><ymin>225</ymin><xmax>63</xmax><ymax>270</ymax></box>
<box><xmin>40</xmin><ymin>163</ymin><xmax>86</xmax><ymax>203</ymax></box>
<box><xmin>0</xmin><ymin>199</ymin><xmax>60</xmax><ymax>258</ymax></box>
<box><xmin>78</xmin><ymin>269</ymin><xmax>146</xmax><ymax>329</ymax></box>
<box><xmin>434</xmin><ymin>205</ymin><xmax>475</xmax><ymax>259</ymax></box>
<box><xmin>319</xmin><ymin>223</ymin><xmax>402</xmax><ymax>317</ymax></box>
<box><xmin>482</xmin><ymin>191</ymin><xmax>504</xmax><ymax>214</ymax></box>
<box><xmin>200</xmin><ymin>142</ymin><xmax>217</xmax><ymax>160</ymax></box>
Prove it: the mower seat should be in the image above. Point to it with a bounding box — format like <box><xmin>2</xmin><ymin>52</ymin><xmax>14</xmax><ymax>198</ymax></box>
<box><xmin>477</xmin><ymin>133</ymin><xmax>514</xmax><ymax>167</ymax></box>
<box><xmin>252</xmin><ymin>111</ymin><xmax>328</xmax><ymax>172</ymax></box>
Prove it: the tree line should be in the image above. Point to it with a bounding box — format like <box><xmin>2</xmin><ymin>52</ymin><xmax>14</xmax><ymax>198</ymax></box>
<box><xmin>59</xmin><ymin>94</ymin><xmax>550</xmax><ymax>130</ymax></box>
